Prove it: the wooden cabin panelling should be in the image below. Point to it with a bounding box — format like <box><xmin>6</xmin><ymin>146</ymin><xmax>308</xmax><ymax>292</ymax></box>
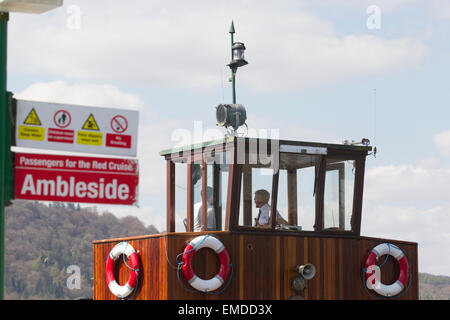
<box><xmin>93</xmin><ymin>231</ymin><xmax>418</xmax><ymax>300</ymax></box>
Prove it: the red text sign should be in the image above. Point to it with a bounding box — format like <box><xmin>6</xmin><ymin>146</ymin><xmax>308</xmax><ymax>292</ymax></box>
<box><xmin>48</xmin><ymin>128</ymin><xmax>75</xmax><ymax>144</ymax></box>
<box><xmin>14</xmin><ymin>153</ymin><xmax>139</xmax><ymax>206</ymax></box>
<box><xmin>106</xmin><ymin>133</ymin><xmax>131</xmax><ymax>149</ymax></box>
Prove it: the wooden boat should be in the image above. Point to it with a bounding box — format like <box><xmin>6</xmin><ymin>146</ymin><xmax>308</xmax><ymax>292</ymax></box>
<box><xmin>92</xmin><ymin>136</ymin><xmax>418</xmax><ymax>300</ymax></box>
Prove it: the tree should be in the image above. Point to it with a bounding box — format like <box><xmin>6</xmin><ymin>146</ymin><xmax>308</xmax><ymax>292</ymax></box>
<box><xmin>4</xmin><ymin>200</ymin><xmax>159</xmax><ymax>299</ymax></box>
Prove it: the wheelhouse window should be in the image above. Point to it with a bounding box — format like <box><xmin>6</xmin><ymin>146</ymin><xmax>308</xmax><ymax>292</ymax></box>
<box><xmin>324</xmin><ymin>159</ymin><xmax>355</xmax><ymax>231</ymax></box>
<box><xmin>233</xmin><ymin>141</ymin><xmax>366</xmax><ymax>235</ymax></box>
<box><xmin>279</xmin><ymin>152</ymin><xmax>320</xmax><ymax>232</ymax></box>
<box><xmin>186</xmin><ymin>150</ymin><xmax>230</xmax><ymax>232</ymax></box>
<box><xmin>164</xmin><ymin>140</ymin><xmax>231</xmax><ymax>233</ymax></box>
<box><xmin>236</xmin><ymin>140</ymin><xmax>324</xmax><ymax>231</ymax></box>
<box><xmin>238</xmin><ymin>155</ymin><xmax>320</xmax><ymax>231</ymax></box>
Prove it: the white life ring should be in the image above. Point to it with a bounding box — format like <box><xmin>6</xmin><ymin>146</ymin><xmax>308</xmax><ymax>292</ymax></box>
<box><xmin>105</xmin><ymin>241</ymin><xmax>140</xmax><ymax>299</ymax></box>
<box><xmin>181</xmin><ymin>235</ymin><xmax>231</xmax><ymax>292</ymax></box>
<box><xmin>364</xmin><ymin>243</ymin><xmax>409</xmax><ymax>297</ymax></box>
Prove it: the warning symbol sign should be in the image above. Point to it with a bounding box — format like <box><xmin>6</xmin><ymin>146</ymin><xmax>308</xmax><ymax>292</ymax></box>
<box><xmin>54</xmin><ymin>110</ymin><xmax>71</xmax><ymax>128</ymax></box>
<box><xmin>82</xmin><ymin>113</ymin><xmax>100</xmax><ymax>131</ymax></box>
<box><xmin>23</xmin><ymin>108</ymin><xmax>42</xmax><ymax>126</ymax></box>
<box><xmin>111</xmin><ymin>115</ymin><xmax>128</xmax><ymax>133</ymax></box>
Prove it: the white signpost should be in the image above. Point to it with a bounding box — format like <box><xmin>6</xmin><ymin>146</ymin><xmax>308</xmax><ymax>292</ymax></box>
<box><xmin>15</xmin><ymin>99</ymin><xmax>139</xmax><ymax>157</ymax></box>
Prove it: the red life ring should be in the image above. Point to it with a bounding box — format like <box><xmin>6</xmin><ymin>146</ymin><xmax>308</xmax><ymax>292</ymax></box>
<box><xmin>105</xmin><ymin>241</ymin><xmax>139</xmax><ymax>299</ymax></box>
<box><xmin>182</xmin><ymin>235</ymin><xmax>231</xmax><ymax>292</ymax></box>
<box><xmin>364</xmin><ymin>243</ymin><xmax>409</xmax><ymax>297</ymax></box>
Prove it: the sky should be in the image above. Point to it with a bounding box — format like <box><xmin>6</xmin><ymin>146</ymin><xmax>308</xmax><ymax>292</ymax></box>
<box><xmin>4</xmin><ymin>0</ymin><xmax>450</xmax><ymax>276</ymax></box>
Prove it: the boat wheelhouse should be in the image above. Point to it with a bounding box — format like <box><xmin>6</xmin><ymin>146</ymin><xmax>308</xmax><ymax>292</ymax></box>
<box><xmin>93</xmin><ymin>136</ymin><xmax>418</xmax><ymax>300</ymax></box>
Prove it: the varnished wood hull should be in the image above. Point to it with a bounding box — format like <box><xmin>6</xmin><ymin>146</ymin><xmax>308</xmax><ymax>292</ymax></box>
<box><xmin>93</xmin><ymin>231</ymin><xmax>418</xmax><ymax>300</ymax></box>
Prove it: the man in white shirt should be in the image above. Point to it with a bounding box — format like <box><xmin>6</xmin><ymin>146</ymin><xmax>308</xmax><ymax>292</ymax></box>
<box><xmin>253</xmin><ymin>189</ymin><xmax>288</xmax><ymax>227</ymax></box>
<box><xmin>254</xmin><ymin>189</ymin><xmax>271</xmax><ymax>227</ymax></box>
<box><xmin>193</xmin><ymin>186</ymin><xmax>216</xmax><ymax>232</ymax></box>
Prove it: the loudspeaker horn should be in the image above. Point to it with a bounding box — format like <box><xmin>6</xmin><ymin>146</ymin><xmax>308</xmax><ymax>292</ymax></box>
<box><xmin>295</xmin><ymin>264</ymin><xmax>316</xmax><ymax>280</ymax></box>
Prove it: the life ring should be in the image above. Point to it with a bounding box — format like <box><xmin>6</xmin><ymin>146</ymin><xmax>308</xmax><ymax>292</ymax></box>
<box><xmin>364</xmin><ymin>243</ymin><xmax>409</xmax><ymax>297</ymax></box>
<box><xmin>181</xmin><ymin>235</ymin><xmax>231</xmax><ymax>292</ymax></box>
<box><xmin>105</xmin><ymin>241</ymin><xmax>140</xmax><ymax>299</ymax></box>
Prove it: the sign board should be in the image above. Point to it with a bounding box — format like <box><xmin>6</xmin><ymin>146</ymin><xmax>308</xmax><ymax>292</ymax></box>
<box><xmin>14</xmin><ymin>152</ymin><xmax>139</xmax><ymax>206</ymax></box>
<box><xmin>15</xmin><ymin>99</ymin><xmax>139</xmax><ymax>157</ymax></box>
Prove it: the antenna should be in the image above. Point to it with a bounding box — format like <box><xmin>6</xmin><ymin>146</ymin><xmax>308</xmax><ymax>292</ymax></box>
<box><xmin>221</xmin><ymin>68</ymin><xmax>225</xmax><ymax>103</ymax></box>
<box><xmin>372</xmin><ymin>88</ymin><xmax>377</xmax><ymax>157</ymax></box>
<box><xmin>373</xmin><ymin>89</ymin><xmax>376</xmax><ymax>145</ymax></box>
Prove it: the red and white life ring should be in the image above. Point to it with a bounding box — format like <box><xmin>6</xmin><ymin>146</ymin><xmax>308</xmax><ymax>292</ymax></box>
<box><xmin>105</xmin><ymin>241</ymin><xmax>139</xmax><ymax>299</ymax></box>
<box><xmin>181</xmin><ymin>235</ymin><xmax>231</xmax><ymax>292</ymax></box>
<box><xmin>364</xmin><ymin>243</ymin><xmax>409</xmax><ymax>297</ymax></box>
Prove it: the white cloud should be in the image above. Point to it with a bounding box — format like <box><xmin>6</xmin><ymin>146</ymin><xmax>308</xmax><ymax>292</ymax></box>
<box><xmin>363</xmin><ymin>158</ymin><xmax>450</xmax><ymax>275</ymax></box>
<box><xmin>310</xmin><ymin>0</ymin><xmax>421</xmax><ymax>12</ymax></box>
<box><xmin>8</xmin><ymin>0</ymin><xmax>427</xmax><ymax>92</ymax></box>
<box><xmin>247</xmin><ymin>32</ymin><xmax>426</xmax><ymax>92</ymax></box>
<box><xmin>429</xmin><ymin>0</ymin><xmax>450</xmax><ymax>20</ymax></box>
<box><xmin>362</xmin><ymin>203</ymin><xmax>450</xmax><ymax>276</ymax></box>
<box><xmin>14</xmin><ymin>80</ymin><xmax>146</xmax><ymax>111</ymax></box>
<box><xmin>434</xmin><ymin>130</ymin><xmax>450</xmax><ymax>157</ymax></box>
<box><xmin>365</xmin><ymin>159</ymin><xmax>450</xmax><ymax>202</ymax></box>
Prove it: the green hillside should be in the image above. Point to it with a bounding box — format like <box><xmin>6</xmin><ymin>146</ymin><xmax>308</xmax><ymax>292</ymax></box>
<box><xmin>4</xmin><ymin>200</ymin><xmax>158</xmax><ymax>299</ymax></box>
<box><xmin>3</xmin><ymin>200</ymin><xmax>449</xmax><ymax>299</ymax></box>
<box><xmin>419</xmin><ymin>273</ymin><xmax>450</xmax><ymax>300</ymax></box>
